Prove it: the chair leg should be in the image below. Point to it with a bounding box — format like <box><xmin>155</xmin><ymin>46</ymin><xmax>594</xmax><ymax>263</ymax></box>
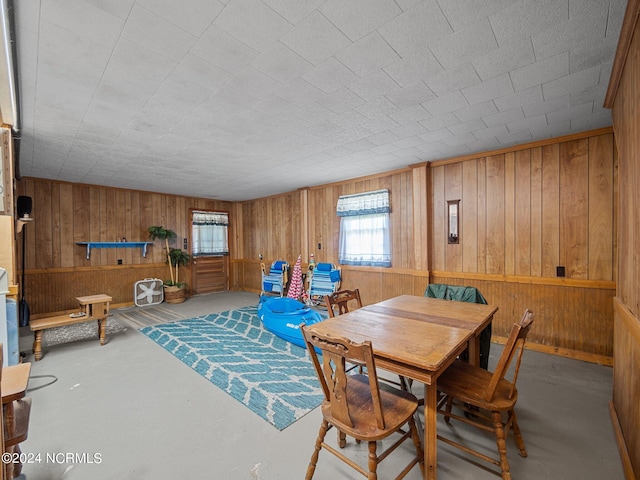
<box><xmin>444</xmin><ymin>395</ymin><xmax>453</xmax><ymax>423</ymax></box>
<box><xmin>408</xmin><ymin>415</ymin><xmax>425</xmax><ymax>474</ymax></box>
<box><xmin>491</xmin><ymin>411</ymin><xmax>511</xmax><ymax>480</ymax></box>
<box><xmin>306</xmin><ymin>420</ymin><xmax>329</xmax><ymax>480</ymax></box>
<box><xmin>337</xmin><ymin>428</ymin><xmax>347</xmax><ymax>448</ymax></box>
<box><xmin>367</xmin><ymin>441</ymin><xmax>378</xmax><ymax>480</ymax></box>
<box><xmin>509</xmin><ymin>409</ymin><xmax>528</xmax><ymax>457</ymax></box>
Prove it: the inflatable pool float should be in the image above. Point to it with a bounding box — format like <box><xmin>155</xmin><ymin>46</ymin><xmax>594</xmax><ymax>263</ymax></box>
<box><xmin>258</xmin><ymin>296</ymin><xmax>325</xmax><ymax>349</ymax></box>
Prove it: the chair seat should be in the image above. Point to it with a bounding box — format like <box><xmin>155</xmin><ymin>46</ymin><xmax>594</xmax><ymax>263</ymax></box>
<box><xmin>322</xmin><ymin>374</ymin><xmax>418</xmax><ymax>441</ymax></box>
<box><xmin>438</xmin><ymin>359</ymin><xmax>518</xmax><ymax>411</ymax></box>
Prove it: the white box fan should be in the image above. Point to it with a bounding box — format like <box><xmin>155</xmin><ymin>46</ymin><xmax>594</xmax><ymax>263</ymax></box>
<box><xmin>134</xmin><ymin>278</ymin><xmax>164</xmax><ymax>306</ymax></box>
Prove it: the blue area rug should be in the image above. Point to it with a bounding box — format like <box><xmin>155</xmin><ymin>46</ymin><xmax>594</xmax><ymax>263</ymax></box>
<box><xmin>140</xmin><ymin>306</ymin><xmax>323</xmax><ymax>430</ymax></box>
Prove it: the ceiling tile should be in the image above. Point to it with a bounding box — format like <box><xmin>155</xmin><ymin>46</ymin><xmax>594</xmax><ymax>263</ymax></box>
<box><xmin>335</xmin><ymin>32</ymin><xmax>401</xmax><ymax>78</ymax></box>
<box><xmin>279</xmin><ymin>11</ymin><xmax>351</xmax><ymax>66</ymax></box>
<box><xmin>214</xmin><ymin>0</ymin><xmax>292</xmax><ymax>52</ymax></box>
<box><xmin>190</xmin><ymin>25</ymin><xmax>260</xmax><ymax>74</ymax></box>
<box><xmin>319</xmin><ymin>0</ymin><xmax>402</xmax><ymax>41</ymax></box>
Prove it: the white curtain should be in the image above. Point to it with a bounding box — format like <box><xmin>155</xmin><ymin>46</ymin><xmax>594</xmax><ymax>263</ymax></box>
<box><xmin>337</xmin><ymin>190</ymin><xmax>391</xmax><ymax>267</ymax></box>
<box><xmin>192</xmin><ymin>211</ymin><xmax>228</xmax><ymax>256</ymax></box>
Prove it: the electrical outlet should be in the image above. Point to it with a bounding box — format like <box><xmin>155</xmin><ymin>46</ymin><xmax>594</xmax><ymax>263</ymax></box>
<box><xmin>317</xmin><ymin>243</ymin><xmax>321</xmax><ymax>249</ymax></box>
<box><xmin>117</xmin><ymin>259</ymin><xmax>123</xmax><ymax>265</ymax></box>
<box><xmin>556</xmin><ymin>266</ymin><xmax>566</xmax><ymax>277</ymax></box>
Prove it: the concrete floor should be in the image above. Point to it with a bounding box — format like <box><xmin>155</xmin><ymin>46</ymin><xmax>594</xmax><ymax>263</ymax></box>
<box><xmin>15</xmin><ymin>291</ymin><xmax>624</xmax><ymax>480</ymax></box>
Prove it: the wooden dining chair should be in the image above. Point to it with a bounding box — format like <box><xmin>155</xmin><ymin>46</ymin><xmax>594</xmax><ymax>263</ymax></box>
<box><xmin>301</xmin><ymin>325</ymin><xmax>424</xmax><ymax>480</ymax></box>
<box><xmin>436</xmin><ymin>309</ymin><xmax>534</xmax><ymax>480</ymax></box>
<box><xmin>1</xmin><ymin>344</ymin><xmax>33</xmax><ymax>479</ymax></box>
<box><xmin>324</xmin><ymin>289</ymin><xmax>363</xmax><ymax>317</ymax></box>
<box><xmin>325</xmin><ymin>289</ymin><xmax>409</xmax><ymax>388</ymax></box>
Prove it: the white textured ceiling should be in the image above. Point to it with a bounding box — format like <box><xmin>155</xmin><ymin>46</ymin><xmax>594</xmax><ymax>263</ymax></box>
<box><xmin>13</xmin><ymin>0</ymin><xmax>625</xmax><ymax>201</ymax></box>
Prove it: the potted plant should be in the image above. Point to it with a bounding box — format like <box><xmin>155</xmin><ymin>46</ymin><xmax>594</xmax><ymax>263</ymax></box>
<box><xmin>147</xmin><ymin>226</ymin><xmax>190</xmax><ymax>303</ymax></box>
<box><xmin>164</xmin><ymin>248</ymin><xmax>191</xmax><ymax>304</ymax></box>
<box><xmin>148</xmin><ymin>225</ymin><xmax>177</xmax><ymax>281</ymax></box>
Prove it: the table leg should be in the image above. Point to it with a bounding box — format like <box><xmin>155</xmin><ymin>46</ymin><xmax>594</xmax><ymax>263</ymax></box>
<box><xmin>468</xmin><ymin>335</ymin><xmax>481</xmax><ymax>367</ymax></box>
<box><xmin>33</xmin><ymin>331</ymin><xmax>43</xmax><ymax>361</ymax></box>
<box><xmin>424</xmin><ymin>382</ymin><xmax>438</xmax><ymax>479</ymax></box>
<box><xmin>98</xmin><ymin>318</ymin><xmax>106</xmax><ymax>346</ymax></box>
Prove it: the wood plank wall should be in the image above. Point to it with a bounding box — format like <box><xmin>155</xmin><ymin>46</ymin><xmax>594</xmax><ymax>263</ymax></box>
<box><xmin>606</xmin><ymin>1</ymin><xmax>640</xmax><ymax>477</ymax></box>
<box><xmin>235</xmin><ymin>129</ymin><xmax>616</xmax><ymax>363</ymax></box>
<box><xmin>15</xmin><ymin>133</ymin><xmax>617</xmax><ymax>363</ymax></box>
<box><xmin>428</xmin><ymin>131</ymin><xmax>617</xmax><ymax>362</ymax></box>
<box><xmin>15</xmin><ymin>179</ymin><xmax>232</xmax><ymax>315</ymax></box>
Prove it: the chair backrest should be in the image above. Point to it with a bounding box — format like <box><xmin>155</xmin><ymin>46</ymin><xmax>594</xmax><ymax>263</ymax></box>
<box><xmin>308</xmin><ymin>263</ymin><xmax>341</xmax><ymax>301</ymax></box>
<box><xmin>425</xmin><ymin>283</ymin><xmax>487</xmax><ymax>305</ymax></box>
<box><xmin>485</xmin><ymin>309</ymin><xmax>534</xmax><ymax>402</ymax></box>
<box><xmin>301</xmin><ymin>325</ymin><xmax>386</xmax><ymax>430</ymax></box>
<box><xmin>324</xmin><ymin>289</ymin><xmax>363</xmax><ymax>318</ymax></box>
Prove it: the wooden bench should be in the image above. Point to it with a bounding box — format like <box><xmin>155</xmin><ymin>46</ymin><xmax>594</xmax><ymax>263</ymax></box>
<box><xmin>30</xmin><ymin>294</ymin><xmax>112</xmax><ymax>361</ymax></box>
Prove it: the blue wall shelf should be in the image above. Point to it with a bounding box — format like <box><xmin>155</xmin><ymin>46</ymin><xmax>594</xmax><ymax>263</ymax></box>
<box><xmin>76</xmin><ymin>242</ymin><xmax>153</xmax><ymax>260</ymax></box>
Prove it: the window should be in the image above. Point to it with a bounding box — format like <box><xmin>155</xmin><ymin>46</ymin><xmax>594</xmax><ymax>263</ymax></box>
<box><xmin>192</xmin><ymin>211</ymin><xmax>229</xmax><ymax>256</ymax></box>
<box><xmin>337</xmin><ymin>190</ymin><xmax>391</xmax><ymax>267</ymax></box>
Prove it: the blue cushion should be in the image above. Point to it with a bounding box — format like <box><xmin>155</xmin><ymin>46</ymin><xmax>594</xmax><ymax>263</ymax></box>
<box><xmin>273</xmin><ymin>260</ymin><xmax>287</xmax><ymax>270</ymax></box>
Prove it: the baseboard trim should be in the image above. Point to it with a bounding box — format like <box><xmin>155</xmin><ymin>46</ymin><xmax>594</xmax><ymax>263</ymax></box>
<box><xmin>609</xmin><ymin>400</ymin><xmax>637</xmax><ymax>480</ymax></box>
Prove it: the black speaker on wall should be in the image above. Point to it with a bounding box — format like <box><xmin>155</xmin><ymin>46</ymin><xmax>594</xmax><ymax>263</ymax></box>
<box><xmin>17</xmin><ymin>195</ymin><xmax>32</xmax><ymax>218</ymax></box>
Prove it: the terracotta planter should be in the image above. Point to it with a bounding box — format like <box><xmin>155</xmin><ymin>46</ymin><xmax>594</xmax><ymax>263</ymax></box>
<box><xmin>164</xmin><ymin>285</ymin><xmax>186</xmax><ymax>304</ymax></box>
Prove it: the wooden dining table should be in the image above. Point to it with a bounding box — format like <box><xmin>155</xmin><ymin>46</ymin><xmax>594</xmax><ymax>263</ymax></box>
<box><xmin>305</xmin><ymin>294</ymin><xmax>498</xmax><ymax>480</ymax></box>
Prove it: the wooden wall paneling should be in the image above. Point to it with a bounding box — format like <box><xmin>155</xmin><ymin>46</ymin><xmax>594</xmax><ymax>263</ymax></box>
<box><xmin>429</xmin><ymin>272</ymin><xmax>615</xmax><ymax>359</ymax></box>
<box><xmin>485</xmin><ymin>155</ymin><xmax>505</xmax><ymax>274</ymax></box>
<box><xmin>59</xmin><ymin>182</ymin><xmax>74</xmax><ymax>268</ymax></box>
<box><xmin>400</xmin><ymin>173</ymin><xmax>413</xmax><ymax>269</ymax></box>
<box><xmin>530</xmin><ymin>148</ymin><xmax>543</xmax><ymax>276</ymax></box>
<box><xmin>122</xmin><ymin>190</ymin><xmax>134</xmax><ymax>265</ymax></box>
<box><xmin>559</xmin><ymin>139</ymin><xmax>589</xmax><ymax>278</ymax></box>
<box><xmin>103</xmin><ymin>189</ymin><xmax>116</xmax><ymax>265</ymax></box>
<box><xmin>391</xmin><ymin>173</ymin><xmax>405</xmax><ymax>268</ymax></box>
<box><xmin>462</xmin><ymin>159</ymin><xmax>478</xmax><ymax>273</ymax></box>
<box><xmin>477</xmin><ymin>158</ymin><xmax>487</xmax><ymax>273</ymax></box>
<box><xmin>541</xmin><ymin>144</ymin><xmax>561</xmax><ymax>277</ymax></box>
<box><xmin>300</xmin><ymin>189</ymin><xmax>309</xmax><ymax>264</ymax></box>
<box><xmin>242</xmin><ymin>201</ymin><xmax>255</xmax><ymax>261</ymax></box>
<box><xmin>50</xmin><ymin>182</ymin><xmax>61</xmax><ymax>268</ymax></box>
<box><xmin>589</xmin><ymin>134</ymin><xmax>615</xmax><ymax>281</ymax></box>
<box><xmin>430</xmin><ymin>165</ymin><xmax>445</xmax><ymax>272</ymax></box>
<box><xmin>34</xmin><ymin>180</ymin><xmax>53</xmax><ymax>269</ymax></box>
<box><xmin>89</xmin><ymin>187</ymin><xmax>102</xmax><ymax>267</ymax></box>
<box><xmin>411</xmin><ymin>165</ymin><xmax>429</xmax><ymax>271</ymax></box>
<box><xmin>130</xmin><ymin>192</ymin><xmax>142</xmax><ymax>264</ymax></box>
<box><xmin>613</xmin><ymin>300</ymin><xmax>640</xmax><ymax>479</ymax></box>
<box><xmin>113</xmin><ymin>190</ymin><xmax>125</xmax><ymax>263</ymax></box>
<box><xmin>515</xmin><ymin>150</ymin><xmax>532</xmax><ymax>276</ymax></box>
<box><xmin>504</xmin><ymin>152</ymin><xmax>516</xmax><ymax>276</ymax></box>
<box><xmin>139</xmin><ymin>192</ymin><xmax>155</xmax><ymax>261</ymax></box>
<box><xmin>231</xmin><ymin>202</ymin><xmax>244</xmax><ymax>261</ymax></box>
<box><xmin>73</xmin><ymin>185</ymin><xmax>90</xmax><ymax>268</ymax></box>
<box><xmin>444</xmin><ymin>162</ymin><xmax>462</xmax><ymax>272</ymax></box>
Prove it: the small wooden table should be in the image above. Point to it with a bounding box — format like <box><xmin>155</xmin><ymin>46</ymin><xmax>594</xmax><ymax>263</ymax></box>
<box><xmin>305</xmin><ymin>295</ymin><xmax>498</xmax><ymax>480</ymax></box>
<box><xmin>30</xmin><ymin>294</ymin><xmax>112</xmax><ymax>361</ymax></box>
